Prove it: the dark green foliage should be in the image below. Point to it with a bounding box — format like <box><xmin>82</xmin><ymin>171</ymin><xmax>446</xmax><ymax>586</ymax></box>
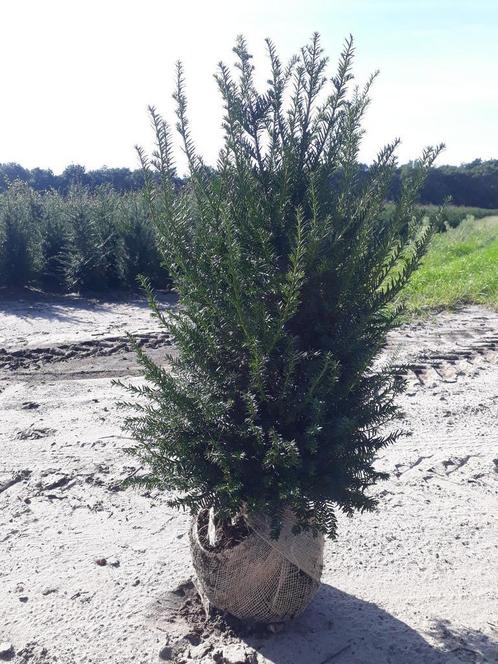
<box><xmin>120</xmin><ymin>34</ymin><xmax>443</xmax><ymax>538</ymax></box>
<box><xmin>39</xmin><ymin>191</ymin><xmax>69</xmax><ymax>291</ymax></box>
<box><xmin>0</xmin><ymin>162</ymin><xmax>175</xmax><ymax>195</ymax></box>
<box><xmin>119</xmin><ymin>193</ymin><xmax>169</xmax><ymax>288</ymax></box>
<box><xmin>62</xmin><ymin>187</ymin><xmax>115</xmax><ymax>291</ymax></box>
<box><xmin>418</xmin><ymin>159</ymin><xmax>498</xmax><ymax>208</ymax></box>
<box><xmin>0</xmin><ymin>182</ymin><xmax>170</xmax><ymax>292</ymax></box>
<box><xmin>0</xmin><ymin>181</ymin><xmax>42</xmax><ymax>287</ymax></box>
<box><xmin>385</xmin><ymin>160</ymin><xmax>498</xmax><ymax>209</ymax></box>
<box><xmin>2</xmin><ymin>158</ymin><xmax>498</xmax><ymax>208</ymax></box>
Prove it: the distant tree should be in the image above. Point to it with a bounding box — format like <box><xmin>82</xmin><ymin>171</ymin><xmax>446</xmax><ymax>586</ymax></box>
<box><xmin>61</xmin><ymin>165</ymin><xmax>88</xmax><ymax>192</ymax></box>
<box><xmin>29</xmin><ymin>167</ymin><xmax>58</xmax><ymax>191</ymax></box>
<box><xmin>1</xmin><ymin>157</ymin><xmax>497</xmax><ymax>205</ymax></box>
<box><xmin>0</xmin><ymin>163</ymin><xmax>30</xmax><ymax>192</ymax></box>
<box><xmin>419</xmin><ymin>160</ymin><xmax>498</xmax><ymax>208</ymax></box>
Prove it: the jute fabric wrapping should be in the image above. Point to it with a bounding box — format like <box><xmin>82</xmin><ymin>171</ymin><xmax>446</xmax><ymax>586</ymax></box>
<box><xmin>190</xmin><ymin>509</ymin><xmax>324</xmax><ymax>623</ymax></box>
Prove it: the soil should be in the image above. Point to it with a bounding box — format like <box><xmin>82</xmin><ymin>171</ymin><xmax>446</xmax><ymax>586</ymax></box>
<box><xmin>197</xmin><ymin>510</ymin><xmax>252</xmax><ymax>552</ymax></box>
<box><xmin>1</xmin><ymin>294</ymin><xmax>497</xmax><ymax>663</ymax></box>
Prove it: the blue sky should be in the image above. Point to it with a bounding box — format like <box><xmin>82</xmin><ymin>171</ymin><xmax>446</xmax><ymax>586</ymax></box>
<box><xmin>1</xmin><ymin>0</ymin><xmax>497</xmax><ymax>172</ymax></box>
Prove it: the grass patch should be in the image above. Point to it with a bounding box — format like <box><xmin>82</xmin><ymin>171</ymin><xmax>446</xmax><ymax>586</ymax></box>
<box><xmin>400</xmin><ymin>215</ymin><xmax>498</xmax><ymax>315</ymax></box>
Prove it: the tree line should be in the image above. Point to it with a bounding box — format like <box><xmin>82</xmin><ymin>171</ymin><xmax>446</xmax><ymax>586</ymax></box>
<box><xmin>1</xmin><ymin>158</ymin><xmax>498</xmax><ymax>208</ymax></box>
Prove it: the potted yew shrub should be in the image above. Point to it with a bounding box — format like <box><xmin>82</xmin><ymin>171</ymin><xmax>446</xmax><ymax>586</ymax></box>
<box><xmin>122</xmin><ymin>34</ymin><xmax>442</xmax><ymax>623</ymax></box>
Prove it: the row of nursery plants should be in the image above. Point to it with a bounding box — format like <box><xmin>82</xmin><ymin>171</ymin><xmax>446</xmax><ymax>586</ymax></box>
<box><xmin>1</xmin><ymin>176</ymin><xmax>488</xmax><ymax>294</ymax></box>
<box><xmin>383</xmin><ymin>202</ymin><xmax>498</xmax><ymax>232</ymax></box>
<box><xmin>425</xmin><ymin>204</ymin><xmax>498</xmax><ymax>230</ymax></box>
<box><xmin>0</xmin><ymin>182</ymin><xmax>169</xmax><ymax>292</ymax></box>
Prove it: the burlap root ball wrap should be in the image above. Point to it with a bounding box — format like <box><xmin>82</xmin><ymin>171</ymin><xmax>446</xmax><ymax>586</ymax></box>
<box><xmin>189</xmin><ymin>509</ymin><xmax>324</xmax><ymax>623</ymax></box>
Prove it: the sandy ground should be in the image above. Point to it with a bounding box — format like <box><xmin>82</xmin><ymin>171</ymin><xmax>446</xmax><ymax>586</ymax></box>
<box><xmin>1</xmin><ymin>292</ymin><xmax>497</xmax><ymax>664</ymax></box>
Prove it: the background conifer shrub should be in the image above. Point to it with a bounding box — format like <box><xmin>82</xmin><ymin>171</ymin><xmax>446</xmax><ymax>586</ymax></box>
<box><xmin>119</xmin><ymin>192</ymin><xmax>168</xmax><ymax>289</ymax></box>
<box><xmin>0</xmin><ymin>182</ymin><xmax>170</xmax><ymax>293</ymax></box>
<box><xmin>39</xmin><ymin>190</ymin><xmax>70</xmax><ymax>291</ymax></box>
<box><xmin>121</xmin><ymin>33</ymin><xmax>443</xmax><ymax>537</ymax></box>
<box><xmin>62</xmin><ymin>186</ymin><xmax>113</xmax><ymax>291</ymax></box>
<box><xmin>0</xmin><ymin>181</ymin><xmax>43</xmax><ymax>288</ymax></box>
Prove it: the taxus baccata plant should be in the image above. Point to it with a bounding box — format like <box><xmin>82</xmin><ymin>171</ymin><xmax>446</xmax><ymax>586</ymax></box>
<box><xmin>119</xmin><ymin>192</ymin><xmax>169</xmax><ymax>289</ymax></box>
<box><xmin>122</xmin><ymin>33</ymin><xmax>443</xmax><ymax>538</ymax></box>
<box><xmin>0</xmin><ymin>182</ymin><xmax>169</xmax><ymax>292</ymax></box>
<box><xmin>62</xmin><ymin>186</ymin><xmax>123</xmax><ymax>291</ymax></box>
<box><xmin>0</xmin><ymin>181</ymin><xmax>43</xmax><ymax>288</ymax></box>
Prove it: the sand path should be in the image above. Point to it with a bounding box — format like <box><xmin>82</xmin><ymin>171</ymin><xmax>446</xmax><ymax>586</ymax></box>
<box><xmin>1</xmin><ymin>294</ymin><xmax>497</xmax><ymax>663</ymax></box>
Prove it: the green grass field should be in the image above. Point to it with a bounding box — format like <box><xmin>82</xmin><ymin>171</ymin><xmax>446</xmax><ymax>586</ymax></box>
<box><xmin>400</xmin><ymin>215</ymin><xmax>498</xmax><ymax>315</ymax></box>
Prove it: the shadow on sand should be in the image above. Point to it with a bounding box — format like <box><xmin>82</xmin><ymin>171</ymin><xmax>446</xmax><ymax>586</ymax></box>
<box><xmin>239</xmin><ymin>584</ymin><xmax>498</xmax><ymax>664</ymax></box>
<box><xmin>0</xmin><ymin>287</ymin><xmax>177</xmax><ymax>325</ymax></box>
<box><xmin>151</xmin><ymin>581</ymin><xmax>498</xmax><ymax>663</ymax></box>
